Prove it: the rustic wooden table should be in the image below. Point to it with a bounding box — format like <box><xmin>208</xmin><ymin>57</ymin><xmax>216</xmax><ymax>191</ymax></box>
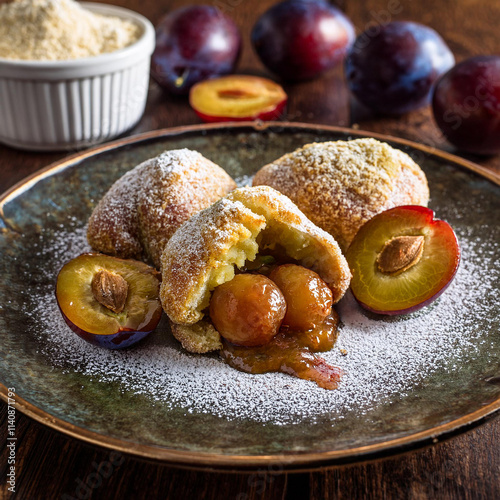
<box><xmin>0</xmin><ymin>0</ymin><xmax>499</xmax><ymax>498</ymax></box>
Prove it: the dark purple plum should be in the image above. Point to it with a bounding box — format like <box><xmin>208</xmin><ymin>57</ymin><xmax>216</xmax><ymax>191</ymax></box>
<box><xmin>251</xmin><ymin>0</ymin><xmax>355</xmax><ymax>81</ymax></box>
<box><xmin>151</xmin><ymin>6</ymin><xmax>241</xmax><ymax>95</ymax></box>
<box><xmin>432</xmin><ymin>55</ymin><xmax>500</xmax><ymax>155</ymax></box>
<box><xmin>345</xmin><ymin>21</ymin><xmax>454</xmax><ymax>114</ymax></box>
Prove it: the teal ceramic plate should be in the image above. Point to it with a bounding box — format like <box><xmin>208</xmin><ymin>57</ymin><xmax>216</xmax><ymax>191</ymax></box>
<box><xmin>1</xmin><ymin>123</ymin><xmax>499</xmax><ymax>471</ymax></box>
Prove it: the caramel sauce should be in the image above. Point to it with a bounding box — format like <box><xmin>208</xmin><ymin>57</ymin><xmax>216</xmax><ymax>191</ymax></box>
<box><xmin>220</xmin><ymin>311</ymin><xmax>343</xmax><ymax>390</ymax></box>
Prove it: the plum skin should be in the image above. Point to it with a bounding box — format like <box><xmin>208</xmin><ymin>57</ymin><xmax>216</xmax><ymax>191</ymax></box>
<box><xmin>345</xmin><ymin>21</ymin><xmax>455</xmax><ymax>114</ymax></box>
<box><xmin>151</xmin><ymin>6</ymin><xmax>241</xmax><ymax>95</ymax></box>
<box><xmin>269</xmin><ymin>264</ymin><xmax>333</xmax><ymax>331</ymax></box>
<box><xmin>432</xmin><ymin>55</ymin><xmax>500</xmax><ymax>155</ymax></box>
<box><xmin>59</xmin><ymin>307</ymin><xmax>155</xmax><ymax>349</ymax></box>
<box><xmin>251</xmin><ymin>0</ymin><xmax>355</xmax><ymax>81</ymax></box>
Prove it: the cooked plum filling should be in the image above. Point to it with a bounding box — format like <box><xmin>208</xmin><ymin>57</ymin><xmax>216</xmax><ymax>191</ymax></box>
<box><xmin>210</xmin><ymin>274</ymin><xmax>287</xmax><ymax>347</ymax></box>
<box><xmin>209</xmin><ymin>261</ymin><xmax>343</xmax><ymax>389</ymax></box>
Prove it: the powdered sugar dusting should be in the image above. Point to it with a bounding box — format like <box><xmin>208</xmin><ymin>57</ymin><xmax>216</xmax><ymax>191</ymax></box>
<box><xmin>29</xmin><ymin>225</ymin><xmax>498</xmax><ymax>424</ymax></box>
<box><xmin>234</xmin><ymin>174</ymin><xmax>254</xmax><ymax>187</ymax></box>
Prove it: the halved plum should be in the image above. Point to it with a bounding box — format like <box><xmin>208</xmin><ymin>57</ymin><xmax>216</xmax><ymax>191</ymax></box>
<box><xmin>56</xmin><ymin>253</ymin><xmax>162</xmax><ymax>349</ymax></box>
<box><xmin>189</xmin><ymin>75</ymin><xmax>287</xmax><ymax>122</ymax></box>
<box><xmin>345</xmin><ymin>206</ymin><xmax>460</xmax><ymax>315</ymax></box>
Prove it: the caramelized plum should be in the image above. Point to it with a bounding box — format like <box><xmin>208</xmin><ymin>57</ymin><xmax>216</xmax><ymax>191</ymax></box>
<box><xmin>56</xmin><ymin>254</ymin><xmax>162</xmax><ymax>349</ymax></box>
<box><xmin>221</xmin><ymin>311</ymin><xmax>342</xmax><ymax>389</ymax></box>
<box><xmin>269</xmin><ymin>264</ymin><xmax>333</xmax><ymax>331</ymax></box>
<box><xmin>209</xmin><ymin>274</ymin><xmax>286</xmax><ymax>346</ymax></box>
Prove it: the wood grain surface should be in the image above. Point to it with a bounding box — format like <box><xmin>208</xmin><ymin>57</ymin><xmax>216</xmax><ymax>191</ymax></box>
<box><xmin>0</xmin><ymin>0</ymin><xmax>499</xmax><ymax>498</ymax></box>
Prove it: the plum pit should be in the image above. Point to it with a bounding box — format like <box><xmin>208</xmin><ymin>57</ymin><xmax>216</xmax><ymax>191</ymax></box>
<box><xmin>91</xmin><ymin>269</ymin><xmax>128</xmax><ymax>314</ymax></box>
<box><xmin>376</xmin><ymin>235</ymin><xmax>425</xmax><ymax>276</ymax></box>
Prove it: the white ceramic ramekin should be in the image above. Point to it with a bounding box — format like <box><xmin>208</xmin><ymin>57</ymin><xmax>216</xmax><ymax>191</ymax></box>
<box><xmin>0</xmin><ymin>3</ymin><xmax>155</xmax><ymax>151</ymax></box>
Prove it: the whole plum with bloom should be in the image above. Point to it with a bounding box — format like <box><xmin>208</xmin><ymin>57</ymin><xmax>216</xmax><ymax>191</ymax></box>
<box><xmin>345</xmin><ymin>21</ymin><xmax>454</xmax><ymax>114</ymax></box>
<box><xmin>251</xmin><ymin>0</ymin><xmax>355</xmax><ymax>81</ymax></box>
<box><xmin>432</xmin><ymin>56</ymin><xmax>500</xmax><ymax>155</ymax></box>
<box><xmin>151</xmin><ymin>5</ymin><xmax>241</xmax><ymax>95</ymax></box>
